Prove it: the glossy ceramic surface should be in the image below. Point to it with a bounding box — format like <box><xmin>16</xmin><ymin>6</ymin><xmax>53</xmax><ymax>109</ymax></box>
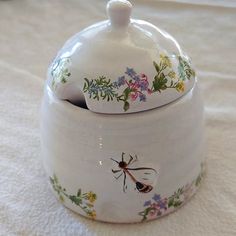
<box><xmin>41</xmin><ymin>0</ymin><xmax>205</xmax><ymax>223</ymax></box>
<box><xmin>47</xmin><ymin>0</ymin><xmax>196</xmax><ymax>114</ymax></box>
<box><xmin>41</xmin><ymin>82</ymin><xmax>205</xmax><ymax>223</ymax></box>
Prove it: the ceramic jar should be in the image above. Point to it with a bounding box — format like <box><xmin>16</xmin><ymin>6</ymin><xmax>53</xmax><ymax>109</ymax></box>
<box><xmin>41</xmin><ymin>0</ymin><xmax>205</xmax><ymax>223</ymax></box>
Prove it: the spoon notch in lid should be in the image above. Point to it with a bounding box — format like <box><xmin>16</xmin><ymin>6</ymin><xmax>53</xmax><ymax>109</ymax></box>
<box><xmin>47</xmin><ymin>0</ymin><xmax>196</xmax><ymax>114</ymax></box>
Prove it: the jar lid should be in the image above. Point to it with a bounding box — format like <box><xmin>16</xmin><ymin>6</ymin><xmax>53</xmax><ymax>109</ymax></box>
<box><xmin>47</xmin><ymin>0</ymin><xmax>196</xmax><ymax>114</ymax></box>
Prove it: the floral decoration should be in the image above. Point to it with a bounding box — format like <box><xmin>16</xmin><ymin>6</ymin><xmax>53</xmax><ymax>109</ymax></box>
<box><xmin>178</xmin><ymin>55</ymin><xmax>195</xmax><ymax>81</ymax></box>
<box><xmin>49</xmin><ymin>174</ymin><xmax>97</xmax><ymax>219</ymax></box>
<box><xmin>83</xmin><ymin>53</ymin><xmax>195</xmax><ymax>111</ymax></box>
<box><xmin>138</xmin><ymin>163</ymin><xmax>204</xmax><ymax>222</ymax></box>
<box><xmin>51</xmin><ymin>57</ymin><xmax>71</xmax><ymax>89</ymax></box>
<box><xmin>50</xmin><ymin>53</ymin><xmax>195</xmax><ymax>111</ymax></box>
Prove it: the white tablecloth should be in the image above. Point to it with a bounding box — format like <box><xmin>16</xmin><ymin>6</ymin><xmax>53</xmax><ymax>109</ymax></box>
<box><xmin>0</xmin><ymin>0</ymin><xmax>236</xmax><ymax>235</ymax></box>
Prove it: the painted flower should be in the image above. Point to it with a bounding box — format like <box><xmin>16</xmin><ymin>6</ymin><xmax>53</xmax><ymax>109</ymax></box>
<box><xmin>149</xmin><ymin>208</ymin><xmax>158</xmax><ymax>218</ymax></box>
<box><xmin>139</xmin><ymin>93</ymin><xmax>146</xmax><ymax>102</ymax></box>
<box><xmin>168</xmin><ymin>71</ymin><xmax>176</xmax><ymax>79</ymax></box>
<box><xmin>88</xmin><ymin>210</ymin><xmax>96</xmax><ymax>219</ymax></box>
<box><xmin>140</xmin><ymin>73</ymin><xmax>147</xmax><ymax>79</ymax></box>
<box><xmin>151</xmin><ymin>203</ymin><xmax>159</xmax><ymax>209</ymax></box>
<box><xmin>113</xmin><ymin>81</ymin><xmax>119</xmax><ymax>88</ymax></box>
<box><xmin>49</xmin><ymin>175</ymin><xmax>97</xmax><ymax>219</ymax></box>
<box><xmin>175</xmin><ymin>81</ymin><xmax>185</xmax><ymax>92</ymax></box>
<box><xmin>157</xmin><ymin>210</ymin><xmax>162</xmax><ymax>216</ymax></box>
<box><xmin>160</xmin><ymin>53</ymin><xmax>172</xmax><ymax>68</ymax></box>
<box><xmin>183</xmin><ymin>184</ymin><xmax>193</xmax><ymax>201</ymax></box>
<box><xmin>130</xmin><ymin>92</ymin><xmax>139</xmax><ymax>101</ymax></box>
<box><xmin>144</xmin><ymin>200</ymin><xmax>151</xmax><ymax>207</ymax></box>
<box><xmin>133</xmin><ymin>75</ymin><xmax>141</xmax><ymax>82</ymax></box>
<box><xmin>51</xmin><ymin>57</ymin><xmax>71</xmax><ymax>88</ymax></box>
<box><xmin>86</xmin><ymin>191</ymin><xmax>97</xmax><ymax>203</ymax></box>
<box><xmin>139</xmin><ymin>164</ymin><xmax>204</xmax><ymax>222</ymax></box>
<box><xmin>139</xmin><ymin>79</ymin><xmax>149</xmax><ymax>91</ymax></box>
<box><xmin>152</xmin><ymin>194</ymin><xmax>161</xmax><ymax>202</ymax></box>
<box><xmin>147</xmin><ymin>88</ymin><xmax>152</xmax><ymax>95</ymax></box>
<box><xmin>83</xmin><ymin>53</ymin><xmax>191</xmax><ymax>112</ymax></box>
<box><xmin>130</xmin><ymin>82</ymin><xmax>139</xmax><ymax>90</ymax></box>
<box><xmin>158</xmin><ymin>199</ymin><xmax>168</xmax><ymax>210</ymax></box>
<box><xmin>125</xmin><ymin>67</ymin><xmax>137</xmax><ymax>78</ymax></box>
<box><xmin>117</xmin><ymin>76</ymin><xmax>126</xmax><ymax>86</ymax></box>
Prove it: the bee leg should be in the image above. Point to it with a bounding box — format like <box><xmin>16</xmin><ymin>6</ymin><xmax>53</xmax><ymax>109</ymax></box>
<box><xmin>115</xmin><ymin>172</ymin><xmax>123</xmax><ymax>180</ymax></box>
<box><xmin>128</xmin><ymin>154</ymin><xmax>138</xmax><ymax>165</ymax></box>
<box><xmin>112</xmin><ymin>169</ymin><xmax>121</xmax><ymax>173</ymax></box>
<box><xmin>127</xmin><ymin>155</ymin><xmax>133</xmax><ymax>165</ymax></box>
<box><xmin>110</xmin><ymin>158</ymin><xmax>119</xmax><ymax>164</ymax></box>
<box><xmin>123</xmin><ymin>171</ymin><xmax>127</xmax><ymax>192</ymax></box>
<box><xmin>122</xmin><ymin>152</ymin><xmax>125</xmax><ymax>162</ymax></box>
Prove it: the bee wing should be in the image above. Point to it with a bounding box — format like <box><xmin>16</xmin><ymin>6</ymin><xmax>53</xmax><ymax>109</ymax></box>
<box><xmin>127</xmin><ymin>167</ymin><xmax>158</xmax><ymax>186</ymax></box>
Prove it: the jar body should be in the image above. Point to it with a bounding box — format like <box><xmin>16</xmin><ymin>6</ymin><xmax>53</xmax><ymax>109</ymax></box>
<box><xmin>41</xmin><ymin>82</ymin><xmax>205</xmax><ymax>223</ymax></box>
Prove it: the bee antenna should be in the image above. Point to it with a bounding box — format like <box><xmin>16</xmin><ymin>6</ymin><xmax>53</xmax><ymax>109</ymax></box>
<box><xmin>110</xmin><ymin>158</ymin><xmax>119</xmax><ymax>164</ymax></box>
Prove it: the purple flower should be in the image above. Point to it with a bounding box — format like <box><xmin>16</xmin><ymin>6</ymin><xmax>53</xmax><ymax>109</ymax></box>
<box><xmin>117</xmin><ymin>76</ymin><xmax>126</xmax><ymax>86</ymax></box>
<box><xmin>152</xmin><ymin>194</ymin><xmax>161</xmax><ymax>202</ymax></box>
<box><xmin>113</xmin><ymin>81</ymin><xmax>119</xmax><ymax>88</ymax></box>
<box><xmin>139</xmin><ymin>94</ymin><xmax>146</xmax><ymax>102</ymax></box>
<box><xmin>159</xmin><ymin>201</ymin><xmax>167</xmax><ymax>210</ymax></box>
<box><xmin>139</xmin><ymin>80</ymin><xmax>149</xmax><ymax>91</ymax></box>
<box><xmin>125</xmin><ymin>68</ymin><xmax>136</xmax><ymax>78</ymax></box>
<box><xmin>157</xmin><ymin>210</ymin><xmax>162</xmax><ymax>216</ymax></box>
<box><xmin>144</xmin><ymin>200</ymin><xmax>151</xmax><ymax>207</ymax></box>
<box><xmin>133</xmin><ymin>75</ymin><xmax>141</xmax><ymax>82</ymax></box>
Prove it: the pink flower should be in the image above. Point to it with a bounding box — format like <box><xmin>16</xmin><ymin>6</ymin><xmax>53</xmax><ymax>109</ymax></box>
<box><xmin>149</xmin><ymin>208</ymin><xmax>158</xmax><ymax>218</ymax></box>
<box><xmin>140</xmin><ymin>73</ymin><xmax>148</xmax><ymax>80</ymax></box>
<box><xmin>150</xmin><ymin>203</ymin><xmax>159</xmax><ymax>209</ymax></box>
<box><xmin>132</xmin><ymin>82</ymin><xmax>140</xmax><ymax>90</ymax></box>
<box><xmin>130</xmin><ymin>92</ymin><xmax>138</xmax><ymax>101</ymax></box>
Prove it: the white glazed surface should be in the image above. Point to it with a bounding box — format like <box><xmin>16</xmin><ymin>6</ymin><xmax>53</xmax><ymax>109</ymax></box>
<box><xmin>1</xmin><ymin>0</ymin><xmax>236</xmax><ymax>234</ymax></box>
<box><xmin>41</xmin><ymin>81</ymin><xmax>205</xmax><ymax>223</ymax></box>
<box><xmin>47</xmin><ymin>0</ymin><xmax>196</xmax><ymax>114</ymax></box>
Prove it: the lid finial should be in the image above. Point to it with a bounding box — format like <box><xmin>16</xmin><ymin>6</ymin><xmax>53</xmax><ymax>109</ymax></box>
<box><xmin>106</xmin><ymin>0</ymin><xmax>132</xmax><ymax>28</ymax></box>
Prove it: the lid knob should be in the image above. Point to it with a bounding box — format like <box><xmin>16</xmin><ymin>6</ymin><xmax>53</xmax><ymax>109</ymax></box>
<box><xmin>106</xmin><ymin>0</ymin><xmax>132</xmax><ymax>28</ymax></box>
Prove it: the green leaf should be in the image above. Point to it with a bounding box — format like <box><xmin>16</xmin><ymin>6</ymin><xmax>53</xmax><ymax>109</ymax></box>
<box><xmin>178</xmin><ymin>56</ymin><xmax>195</xmax><ymax>81</ymax></box>
<box><xmin>168</xmin><ymin>198</ymin><xmax>174</xmax><ymax>207</ymax></box>
<box><xmin>83</xmin><ymin>78</ymin><xmax>89</xmax><ymax>92</ymax></box>
<box><xmin>77</xmin><ymin>189</ymin><xmax>81</xmax><ymax>197</ymax></box>
<box><xmin>152</xmin><ymin>73</ymin><xmax>168</xmax><ymax>92</ymax></box>
<box><xmin>83</xmin><ymin>76</ymin><xmax>118</xmax><ymax>102</ymax></box>
<box><xmin>69</xmin><ymin>195</ymin><xmax>82</xmax><ymax>206</ymax></box>
<box><xmin>59</xmin><ymin>195</ymin><xmax>64</xmax><ymax>202</ymax></box>
<box><xmin>123</xmin><ymin>87</ymin><xmax>131</xmax><ymax>101</ymax></box>
<box><xmin>195</xmin><ymin>175</ymin><xmax>202</xmax><ymax>186</ymax></box>
<box><xmin>53</xmin><ymin>174</ymin><xmax>58</xmax><ymax>183</ymax></box>
<box><xmin>49</xmin><ymin>177</ymin><xmax>54</xmax><ymax>185</ymax></box>
<box><xmin>153</xmin><ymin>61</ymin><xmax>160</xmax><ymax>73</ymax></box>
<box><xmin>123</xmin><ymin>101</ymin><xmax>130</xmax><ymax>111</ymax></box>
<box><xmin>173</xmin><ymin>201</ymin><xmax>182</xmax><ymax>207</ymax></box>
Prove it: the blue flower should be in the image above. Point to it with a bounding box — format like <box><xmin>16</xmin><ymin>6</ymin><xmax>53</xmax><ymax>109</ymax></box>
<box><xmin>143</xmin><ymin>200</ymin><xmax>151</xmax><ymax>207</ymax></box>
<box><xmin>133</xmin><ymin>75</ymin><xmax>140</xmax><ymax>82</ymax></box>
<box><xmin>117</xmin><ymin>76</ymin><xmax>126</xmax><ymax>86</ymax></box>
<box><xmin>125</xmin><ymin>67</ymin><xmax>136</xmax><ymax>78</ymax></box>
<box><xmin>159</xmin><ymin>201</ymin><xmax>167</xmax><ymax>209</ymax></box>
<box><xmin>113</xmin><ymin>81</ymin><xmax>119</xmax><ymax>88</ymax></box>
<box><xmin>139</xmin><ymin>94</ymin><xmax>146</xmax><ymax>102</ymax></box>
<box><xmin>140</xmin><ymin>81</ymin><xmax>149</xmax><ymax>91</ymax></box>
<box><xmin>89</xmin><ymin>85</ymin><xmax>98</xmax><ymax>93</ymax></box>
<box><xmin>152</xmin><ymin>194</ymin><xmax>161</xmax><ymax>202</ymax></box>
